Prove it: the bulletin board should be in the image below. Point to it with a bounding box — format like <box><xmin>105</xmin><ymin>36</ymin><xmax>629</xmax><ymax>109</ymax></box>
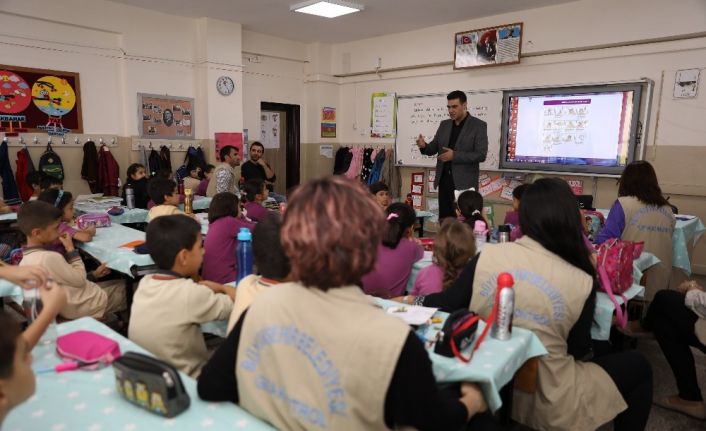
<box><xmin>137</xmin><ymin>93</ymin><xmax>194</xmax><ymax>139</ymax></box>
<box><xmin>0</xmin><ymin>65</ymin><xmax>83</xmax><ymax>135</ymax></box>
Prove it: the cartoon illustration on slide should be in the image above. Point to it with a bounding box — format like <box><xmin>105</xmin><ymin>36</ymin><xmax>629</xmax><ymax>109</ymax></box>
<box><xmin>31</xmin><ymin>75</ymin><xmax>76</xmax><ymax>136</ymax></box>
<box><xmin>0</xmin><ymin>70</ymin><xmax>31</xmax><ymax>136</ymax></box>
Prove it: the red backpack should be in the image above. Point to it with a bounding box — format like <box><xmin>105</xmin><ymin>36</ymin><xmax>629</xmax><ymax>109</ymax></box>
<box><xmin>596</xmin><ymin>239</ymin><xmax>644</xmax><ymax>328</ymax></box>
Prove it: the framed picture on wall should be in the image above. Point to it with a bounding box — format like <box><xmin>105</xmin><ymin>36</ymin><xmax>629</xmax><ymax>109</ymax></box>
<box><xmin>0</xmin><ymin>65</ymin><xmax>83</xmax><ymax>136</ymax></box>
<box><xmin>454</xmin><ymin>23</ymin><xmax>523</xmax><ymax>70</ymax></box>
<box><xmin>137</xmin><ymin>93</ymin><xmax>194</xmax><ymax>139</ymax></box>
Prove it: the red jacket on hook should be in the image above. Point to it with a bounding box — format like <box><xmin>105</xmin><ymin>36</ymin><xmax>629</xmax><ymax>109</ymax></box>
<box><xmin>15</xmin><ymin>148</ymin><xmax>35</xmax><ymax>201</ymax></box>
<box><xmin>97</xmin><ymin>144</ymin><xmax>120</xmax><ymax>197</ymax></box>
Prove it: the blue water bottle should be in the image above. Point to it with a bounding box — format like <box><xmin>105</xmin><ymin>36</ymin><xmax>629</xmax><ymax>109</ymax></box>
<box><xmin>236</xmin><ymin>227</ymin><xmax>253</xmax><ymax>282</ymax></box>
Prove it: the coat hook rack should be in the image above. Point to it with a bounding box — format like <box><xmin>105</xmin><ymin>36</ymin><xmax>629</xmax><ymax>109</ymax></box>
<box><xmin>75</xmin><ymin>137</ymin><xmax>81</xmax><ymax>145</ymax></box>
<box><xmin>47</xmin><ymin>137</ymin><xmax>52</xmax><ymax>145</ymax></box>
<box><xmin>33</xmin><ymin>136</ymin><xmax>39</xmax><ymax>145</ymax></box>
<box><xmin>19</xmin><ymin>136</ymin><xmax>24</xmax><ymax>146</ymax></box>
<box><xmin>61</xmin><ymin>137</ymin><xmax>66</xmax><ymax>145</ymax></box>
<box><xmin>111</xmin><ymin>137</ymin><xmax>116</xmax><ymax>145</ymax></box>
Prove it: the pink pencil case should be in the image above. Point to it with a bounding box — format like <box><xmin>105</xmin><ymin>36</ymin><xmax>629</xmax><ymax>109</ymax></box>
<box><xmin>56</xmin><ymin>330</ymin><xmax>122</xmax><ymax>368</ymax></box>
<box><xmin>76</xmin><ymin>213</ymin><xmax>111</xmax><ymax>229</ymax></box>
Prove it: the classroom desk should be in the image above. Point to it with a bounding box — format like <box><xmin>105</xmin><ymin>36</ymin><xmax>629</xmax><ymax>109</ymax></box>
<box><xmin>0</xmin><ymin>278</ymin><xmax>22</xmax><ymax>304</ymax></box>
<box><xmin>0</xmin><ymin>212</ymin><xmax>17</xmax><ymax>222</ymax></box>
<box><xmin>415</xmin><ymin>210</ymin><xmax>434</xmax><ymax>237</ymax></box>
<box><xmin>74</xmin><ymin>202</ymin><xmax>149</xmax><ymax>225</ymax></box>
<box><xmin>597</xmin><ymin>210</ymin><xmax>705</xmax><ymax>275</ymax></box>
<box><xmin>77</xmin><ymin>224</ymin><xmax>154</xmax><ymax>277</ymax></box>
<box><xmin>3</xmin><ymin>318</ymin><xmax>275</xmax><ymax>431</ymax></box>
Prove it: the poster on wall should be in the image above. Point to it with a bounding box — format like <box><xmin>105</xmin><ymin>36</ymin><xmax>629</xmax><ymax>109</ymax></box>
<box><xmin>0</xmin><ymin>65</ymin><xmax>83</xmax><ymax>136</ymax></box>
<box><xmin>371</xmin><ymin>92</ymin><xmax>396</xmax><ymax>138</ymax></box>
<box><xmin>454</xmin><ymin>23</ymin><xmax>523</xmax><ymax>70</ymax></box>
<box><xmin>260</xmin><ymin>111</ymin><xmax>280</xmax><ymax>149</ymax></box>
<box><xmin>138</xmin><ymin>93</ymin><xmax>194</xmax><ymax>139</ymax></box>
<box><xmin>321</xmin><ymin>106</ymin><xmax>336</xmax><ymax>138</ymax></box>
<box><xmin>214</xmin><ymin>132</ymin><xmax>243</xmax><ymax>162</ymax></box>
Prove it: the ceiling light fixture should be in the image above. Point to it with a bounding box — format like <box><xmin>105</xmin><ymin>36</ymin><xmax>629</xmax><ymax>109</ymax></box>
<box><xmin>290</xmin><ymin>0</ymin><xmax>364</xmax><ymax>18</ymax></box>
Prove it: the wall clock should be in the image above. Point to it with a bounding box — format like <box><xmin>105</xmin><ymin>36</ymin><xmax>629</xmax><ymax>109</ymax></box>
<box><xmin>216</xmin><ymin>76</ymin><xmax>235</xmax><ymax>96</ymax></box>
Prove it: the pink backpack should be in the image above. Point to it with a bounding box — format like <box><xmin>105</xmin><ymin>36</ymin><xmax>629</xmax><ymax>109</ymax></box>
<box><xmin>56</xmin><ymin>330</ymin><xmax>122</xmax><ymax>367</ymax></box>
<box><xmin>596</xmin><ymin>239</ymin><xmax>643</xmax><ymax>328</ymax></box>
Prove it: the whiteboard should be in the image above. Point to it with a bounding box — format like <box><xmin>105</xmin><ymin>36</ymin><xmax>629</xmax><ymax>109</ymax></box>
<box><xmin>395</xmin><ymin>91</ymin><xmax>502</xmax><ymax>170</ymax></box>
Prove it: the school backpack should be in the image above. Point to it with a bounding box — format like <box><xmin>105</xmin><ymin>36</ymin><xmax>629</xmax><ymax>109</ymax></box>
<box><xmin>581</xmin><ymin>209</ymin><xmax>605</xmax><ymax>242</ymax></box>
<box><xmin>39</xmin><ymin>143</ymin><xmax>64</xmax><ymax>181</ymax></box>
<box><xmin>596</xmin><ymin>238</ymin><xmax>644</xmax><ymax>328</ymax></box>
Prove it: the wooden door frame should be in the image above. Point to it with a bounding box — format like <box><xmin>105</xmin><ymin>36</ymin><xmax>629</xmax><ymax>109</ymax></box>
<box><xmin>260</xmin><ymin>102</ymin><xmax>300</xmax><ymax>191</ymax></box>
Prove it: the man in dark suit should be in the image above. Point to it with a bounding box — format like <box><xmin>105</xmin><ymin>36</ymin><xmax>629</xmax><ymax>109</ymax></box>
<box><xmin>416</xmin><ymin>90</ymin><xmax>488</xmax><ymax>220</ymax></box>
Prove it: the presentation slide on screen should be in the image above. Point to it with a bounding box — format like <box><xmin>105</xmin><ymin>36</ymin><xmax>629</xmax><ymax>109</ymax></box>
<box><xmin>506</xmin><ymin>91</ymin><xmax>632</xmax><ymax>165</ymax></box>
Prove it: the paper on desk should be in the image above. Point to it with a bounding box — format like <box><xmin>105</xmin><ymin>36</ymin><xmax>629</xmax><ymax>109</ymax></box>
<box><xmin>75</xmin><ymin>194</ymin><xmax>104</xmax><ymax>201</ymax></box>
<box><xmin>386</xmin><ymin>305</ymin><xmax>438</xmax><ymax>325</ymax></box>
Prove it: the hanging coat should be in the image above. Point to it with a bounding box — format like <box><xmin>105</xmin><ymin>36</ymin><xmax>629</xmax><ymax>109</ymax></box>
<box><xmin>160</xmin><ymin>146</ymin><xmax>172</xmax><ymax>175</ymax></box>
<box><xmin>15</xmin><ymin>148</ymin><xmax>35</xmax><ymax>201</ymax></box>
<box><xmin>0</xmin><ymin>141</ymin><xmax>19</xmax><ymax>201</ymax></box>
<box><xmin>139</xmin><ymin>146</ymin><xmax>149</xmax><ymax>176</ymax></box>
<box><xmin>81</xmin><ymin>140</ymin><xmax>100</xmax><ymax>193</ymax></box>
<box><xmin>97</xmin><ymin>144</ymin><xmax>120</xmax><ymax>197</ymax></box>
<box><xmin>148</xmin><ymin>149</ymin><xmax>162</xmax><ymax>177</ymax></box>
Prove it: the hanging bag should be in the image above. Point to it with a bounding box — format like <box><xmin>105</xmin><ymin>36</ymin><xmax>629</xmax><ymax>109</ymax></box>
<box><xmin>39</xmin><ymin>142</ymin><xmax>64</xmax><ymax>180</ymax></box>
<box><xmin>596</xmin><ymin>238</ymin><xmax>644</xmax><ymax>328</ymax></box>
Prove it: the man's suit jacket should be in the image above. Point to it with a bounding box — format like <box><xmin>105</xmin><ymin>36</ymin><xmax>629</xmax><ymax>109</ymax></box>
<box><xmin>421</xmin><ymin>115</ymin><xmax>488</xmax><ymax>190</ymax></box>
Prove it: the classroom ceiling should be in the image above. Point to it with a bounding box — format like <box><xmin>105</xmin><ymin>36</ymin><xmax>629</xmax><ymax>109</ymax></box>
<box><xmin>107</xmin><ymin>0</ymin><xmax>577</xmax><ymax>43</ymax></box>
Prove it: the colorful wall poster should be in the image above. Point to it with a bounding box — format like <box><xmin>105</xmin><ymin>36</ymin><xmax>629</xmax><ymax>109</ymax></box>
<box><xmin>454</xmin><ymin>23</ymin><xmax>522</xmax><ymax>70</ymax></box>
<box><xmin>321</xmin><ymin>107</ymin><xmax>336</xmax><ymax>138</ymax></box>
<box><xmin>138</xmin><ymin>93</ymin><xmax>194</xmax><ymax>139</ymax></box>
<box><xmin>214</xmin><ymin>132</ymin><xmax>243</xmax><ymax>162</ymax></box>
<box><xmin>0</xmin><ymin>65</ymin><xmax>83</xmax><ymax>136</ymax></box>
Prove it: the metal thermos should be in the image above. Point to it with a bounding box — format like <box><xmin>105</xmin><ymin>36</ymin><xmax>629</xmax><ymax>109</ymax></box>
<box><xmin>498</xmin><ymin>224</ymin><xmax>512</xmax><ymax>243</ymax></box>
<box><xmin>125</xmin><ymin>185</ymin><xmax>135</xmax><ymax>209</ymax></box>
<box><xmin>491</xmin><ymin>272</ymin><xmax>515</xmax><ymax>341</ymax></box>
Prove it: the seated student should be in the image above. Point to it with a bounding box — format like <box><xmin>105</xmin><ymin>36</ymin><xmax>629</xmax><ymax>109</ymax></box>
<box><xmin>400</xmin><ymin>179</ymin><xmax>653</xmax><ymax>431</ymax></box>
<box><xmin>147</xmin><ymin>177</ymin><xmax>185</xmax><ymax>222</ymax></box>
<box><xmin>198</xmin><ymin>176</ymin><xmax>493</xmax><ymax>430</ymax></box>
<box><xmin>456</xmin><ymin>190</ymin><xmax>488</xmax><ymax>229</ymax></box>
<box><xmin>202</xmin><ymin>193</ymin><xmax>255</xmax><ymax>284</ymax></box>
<box><xmin>643</xmin><ymin>281</ymin><xmax>706</xmax><ymax>419</ymax></box>
<box><xmin>369</xmin><ymin>181</ymin><xmax>391</xmax><ymax>209</ymax></box>
<box><xmin>361</xmin><ymin>202</ymin><xmax>423</xmax><ymax>298</ymax></box>
<box><xmin>25</xmin><ymin>172</ymin><xmax>46</xmax><ymax>201</ymax></box>
<box><xmin>504</xmin><ymin>184</ymin><xmax>527</xmax><ymax>241</ymax></box>
<box><xmin>412</xmin><ymin>219</ymin><xmax>475</xmax><ymax>296</ymax></box>
<box><xmin>196</xmin><ymin>164</ymin><xmax>214</xmax><ymax>196</ymax></box>
<box><xmin>38</xmin><ymin>189</ymin><xmax>96</xmax><ymax>250</ymax></box>
<box><xmin>227</xmin><ymin>213</ymin><xmax>290</xmax><ymax>331</ymax></box>
<box><xmin>121</xmin><ymin>163</ymin><xmax>149</xmax><ymax>209</ymax></box>
<box><xmin>129</xmin><ymin>215</ymin><xmax>235</xmax><ymax>378</ymax></box>
<box><xmin>596</xmin><ymin>160</ymin><xmax>676</xmax><ymax>300</ymax></box>
<box><xmin>242</xmin><ymin>179</ymin><xmax>269</xmax><ymax>223</ymax></box>
<box><xmin>39</xmin><ymin>175</ymin><xmax>62</xmax><ymax>192</ymax></box>
<box><xmin>182</xmin><ymin>162</ymin><xmax>201</xmax><ymax>192</ymax></box>
<box><xmin>17</xmin><ymin>201</ymin><xmax>126</xmax><ymax>320</ymax></box>
<box><xmin>0</xmin><ymin>281</ymin><xmax>66</xmax><ymax>428</ymax></box>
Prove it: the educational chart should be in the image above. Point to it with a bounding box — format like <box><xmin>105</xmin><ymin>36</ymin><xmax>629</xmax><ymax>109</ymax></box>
<box><xmin>138</xmin><ymin>93</ymin><xmax>193</xmax><ymax>139</ymax></box>
<box><xmin>395</xmin><ymin>91</ymin><xmax>502</xmax><ymax>170</ymax></box>
<box><xmin>371</xmin><ymin>92</ymin><xmax>396</xmax><ymax>138</ymax></box>
<box><xmin>454</xmin><ymin>23</ymin><xmax>522</xmax><ymax>69</ymax></box>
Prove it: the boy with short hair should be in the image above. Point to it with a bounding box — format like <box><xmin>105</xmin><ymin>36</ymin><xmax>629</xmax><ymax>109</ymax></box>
<box><xmin>0</xmin><ymin>282</ymin><xmax>66</xmax><ymax>427</ymax></box>
<box><xmin>18</xmin><ymin>201</ymin><xmax>125</xmax><ymax>320</ymax></box>
<box><xmin>227</xmin><ymin>213</ymin><xmax>291</xmax><ymax>331</ymax></box>
<box><xmin>129</xmin><ymin>215</ymin><xmax>235</xmax><ymax>378</ymax></box>
<box><xmin>369</xmin><ymin>182</ymin><xmax>391</xmax><ymax>209</ymax></box>
<box><xmin>25</xmin><ymin>172</ymin><xmax>46</xmax><ymax>201</ymax></box>
<box><xmin>39</xmin><ymin>175</ymin><xmax>62</xmax><ymax>192</ymax></box>
<box><xmin>147</xmin><ymin>177</ymin><xmax>184</xmax><ymax>222</ymax></box>
<box><xmin>242</xmin><ymin>178</ymin><xmax>269</xmax><ymax>222</ymax></box>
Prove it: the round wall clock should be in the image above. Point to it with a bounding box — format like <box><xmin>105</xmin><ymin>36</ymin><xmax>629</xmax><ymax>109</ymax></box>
<box><xmin>216</xmin><ymin>76</ymin><xmax>235</xmax><ymax>96</ymax></box>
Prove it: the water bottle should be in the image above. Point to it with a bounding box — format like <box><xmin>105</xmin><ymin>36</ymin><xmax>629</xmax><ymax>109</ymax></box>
<box><xmin>177</xmin><ymin>180</ymin><xmax>185</xmax><ymax>196</ymax></box>
<box><xmin>498</xmin><ymin>224</ymin><xmax>511</xmax><ymax>243</ymax></box>
<box><xmin>491</xmin><ymin>272</ymin><xmax>515</xmax><ymax>341</ymax></box>
<box><xmin>473</xmin><ymin>220</ymin><xmax>488</xmax><ymax>253</ymax></box>
<box><xmin>22</xmin><ymin>288</ymin><xmax>58</xmax><ymax>346</ymax></box>
<box><xmin>184</xmin><ymin>188</ymin><xmax>194</xmax><ymax>214</ymax></box>
<box><xmin>236</xmin><ymin>227</ymin><xmax>253</xmax><ymax>282</ymax></box>
<box><xmin>125</xmin><ymin>184</ymin><xmax>135</xmax><ymax>209</ymax></box>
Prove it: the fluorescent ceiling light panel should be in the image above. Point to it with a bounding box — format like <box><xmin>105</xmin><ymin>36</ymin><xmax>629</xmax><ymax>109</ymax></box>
<box><xmin>291</xmin><ymin>0</ymin><xmax>364</xmax><ymax>18</ymax></box>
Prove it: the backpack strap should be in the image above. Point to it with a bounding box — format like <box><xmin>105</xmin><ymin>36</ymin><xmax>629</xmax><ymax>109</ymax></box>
<box><xmin>598</xmin><ymin>264</ymin><xmax>628</xmax><ymax>328</ymax></box>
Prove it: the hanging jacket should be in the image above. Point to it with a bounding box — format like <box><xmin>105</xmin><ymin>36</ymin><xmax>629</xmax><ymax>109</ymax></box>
<box><xmin>148</xmin><ymin>149</ymin><xmax>162</xmax><ymax>177</ymax></box>
<box><xmin>15</xmin><ymin>148</ymin><xmax>35</xmax><ymax>201</ymax></box>
<box><xmin>368</xmin><ymin>149</ymin><xmax>386</xmax><ymax>185</ymax></box>
<box><xmin>139</xmin><ymin>146</ymin><xmax>149</xmax><ymax>176</ymax></box>
<box><xmin>97</xmin><ymin>144</ymin><xmax>120</xmax><ymax>197</ymax></box>
<box><xmin>81</xmin><ymin>140</ymin><xmax>100</xmax><ymax>193</ymax></box>
<box><xmin>0</xmin><ymin>141</ymin><xmax>19</xmax><ymax>200</ymax></box>
<box><xmin>160</xmin><ymin>146</ymin><xmax>172</xmax><ymax>175</ymax></box>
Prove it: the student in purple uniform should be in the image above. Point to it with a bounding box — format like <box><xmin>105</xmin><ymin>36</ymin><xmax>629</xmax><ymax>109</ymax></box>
<box><xmin>202</xmin><ymin>192</ymin><xmax>255</xmax><ymax>284</ymax></box>
<box><xmin>361</xmin><ymin>202</ymin><xmax>424</xmax><ymax>298</ymax></box>
<box><xmin>242</xmin><ymin>179</ymin><xmax>269</xmax><ymax>223</ymax></box>
<box><xmin>196</xmin><ymin>164</ymin><xmax>214</xmax><ymax>196</ymax></box>
<box><xmin>503</xmin><ymin>183</ymin><xmax>526</xmax><ymax>227</ymax></box>
<box><xmin>456</xmin><ymin>190</ymin><xmax>487</xmax><ymax>229</ymax></box>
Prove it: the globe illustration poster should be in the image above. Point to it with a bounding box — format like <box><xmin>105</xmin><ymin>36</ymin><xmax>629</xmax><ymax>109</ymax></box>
<box><xmin>32</xmin><ymin>76</ymin><xmax>76</xmax><ymax>117</ymax></box>
<box><xmin>0</xmin><ymin>70</ymin><xmax>32</xmax><ymax>114</ymax></box>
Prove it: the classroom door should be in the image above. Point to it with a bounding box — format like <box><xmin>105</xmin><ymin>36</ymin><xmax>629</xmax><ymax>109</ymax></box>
<box><xmin>260</xmin><ymin>102</ymin><xmax>300</xmax><ymax>193</ymax></box>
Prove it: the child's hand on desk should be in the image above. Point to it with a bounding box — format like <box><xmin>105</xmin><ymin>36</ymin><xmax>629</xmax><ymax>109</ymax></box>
<box><xmin>198</xmin><ymin>280</ymin><xmax>236</xmax><ymax>301</ymax></box>
<box><xmin>58</xmin><ymin>232</ymin><xmax>75</xmax><ymax>252</ymax></box>
<box><xmin>84</xmin><ymin>225</ymin><xmax>97</xmax><ymax>236</ymax></box>
<box><xmin>0</xmin><ymin>265</ymin><xmax>48</xmax><ymax>289</ymax></box>
<box><xmin>92</xmin><ymin>263</ymin><xmax>111</xmax><ymax>279</ymax></box>
<box><xmin>38</xmin><ymin>280</ymin><xmax>67</xmax><ymax>316</ymax></box>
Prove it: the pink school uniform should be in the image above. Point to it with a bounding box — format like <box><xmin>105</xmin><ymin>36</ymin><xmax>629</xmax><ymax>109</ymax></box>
<box><xmin>202</xmin><ymin>216</ymin><xmax>256</xmax><ymax>284</ymax></box>
<box><xmin>361</xmin><ymin>239</ymin><xmax>424</xmax><ymax>298</ymax></box>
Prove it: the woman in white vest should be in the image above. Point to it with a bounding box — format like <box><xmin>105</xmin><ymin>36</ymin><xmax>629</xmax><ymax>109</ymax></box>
<box><xmin>644</xmin><ymin>281</ymin><xmax>706</xmax><ymax>419</ymax></box>
<box><xmin>400</xmin><ymin>178</ymin><xmax>653</xmax><ymax>431</ymax></box>
<box><xmin>596</xmin><ymin>161</ymin><xmax>676</xmax><ymax>299</ymax></box>
<box><xmin>198</xmin><ymin>176</ymin><xmax>498</xmax><ymax>430</ymax></box>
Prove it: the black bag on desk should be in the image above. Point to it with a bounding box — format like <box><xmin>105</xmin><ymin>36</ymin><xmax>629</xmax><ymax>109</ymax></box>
<box><xmin>434</xmin><ymin>310</ymin><xmax>481</xmax><ymax>362</ymax></box>
<box><xmin>113</xmin><ymin>352</ymin><xmax>190</xmax><ymax>418</ymax></box>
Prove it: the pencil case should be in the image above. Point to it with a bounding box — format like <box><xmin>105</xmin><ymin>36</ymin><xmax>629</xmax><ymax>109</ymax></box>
<box><xmin>76</xmin><ymin>213</ymin><xmax>111</xmax><ymax>229</ymax></box>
